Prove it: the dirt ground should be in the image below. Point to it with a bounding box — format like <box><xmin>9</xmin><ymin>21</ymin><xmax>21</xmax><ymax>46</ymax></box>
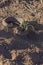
<box><xmin>0</xmin><ymin>0</ymin><xmax>43</xmax><ymax>65</ymax></box>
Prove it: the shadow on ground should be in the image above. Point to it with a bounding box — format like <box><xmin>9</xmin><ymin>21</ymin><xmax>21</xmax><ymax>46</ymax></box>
<box><xmin>0</xmin><ymin>0</ymin><xmax>11</xmax><ymax>8</ymax></box>
<box><xmin>29</xmin><ymin>51</ymin><xmax>43</xmax><ymax>65</ymax></box>
<box><xmin>0</xmin><ymin>21</ymin><xmax>43</xmax><ymax>65</ymax></box>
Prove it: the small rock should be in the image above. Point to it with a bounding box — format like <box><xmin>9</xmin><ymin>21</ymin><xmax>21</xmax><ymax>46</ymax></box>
<box><xmin>35</xmin><ymin>47</ymin><xmax>40</xmax><ymax>53</ymax></box>
<box><xmin>16</xmin><ymin>18</ymin><xmax>24</xmax><ymax>25</ymax></box>
<box><xmin>11</xmin><ymin>50</ymin><xmax>17</xmax><ymax>60</ymax></box>
<box><xmin>0</xmin><ymin>55</ymin><xmax>3</xmax><ymax>65</ymax></box>
<box><xmin>4</xmin><ymin>60</ymin><xmax>11</xmax><ymax>65</ymax></box>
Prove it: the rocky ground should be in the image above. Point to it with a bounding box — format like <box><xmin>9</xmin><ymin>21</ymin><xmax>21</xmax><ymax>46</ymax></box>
<box><xmin>0</xmin><ymin>0</ymin><xmax>43</xmax><ymax>65</ymax></box>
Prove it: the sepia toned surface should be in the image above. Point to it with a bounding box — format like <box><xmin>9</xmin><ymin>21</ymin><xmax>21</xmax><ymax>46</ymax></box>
<box><xmin>0</xmin><ymin>0</ymin><xmax>43</xmax><ymax>65</ymax></box>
